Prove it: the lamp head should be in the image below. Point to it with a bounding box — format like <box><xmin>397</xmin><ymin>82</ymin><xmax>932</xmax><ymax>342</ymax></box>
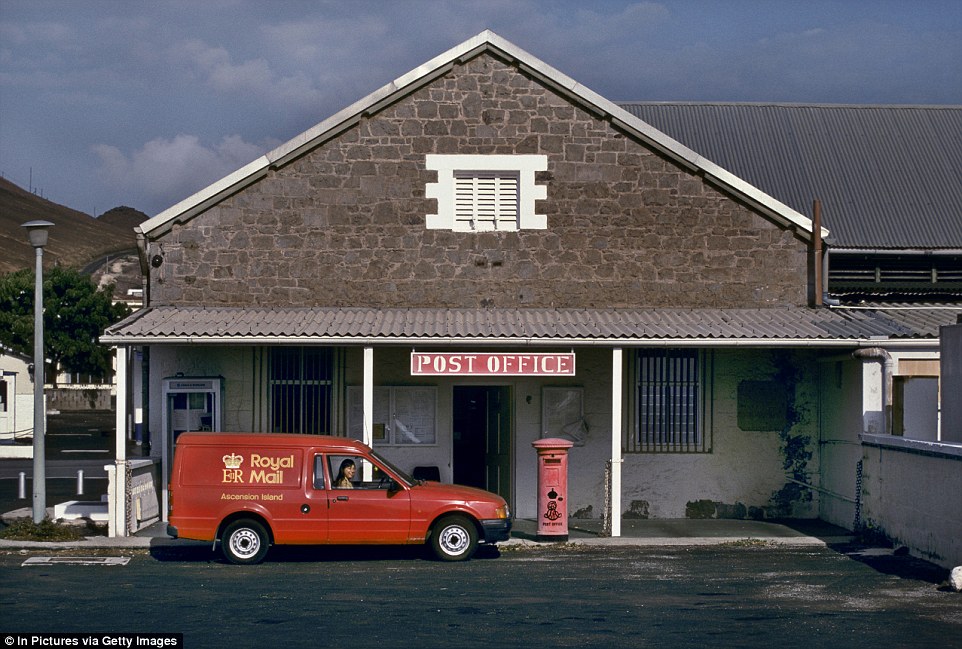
<box><xmin>21</xmin><ymin>220</ymin><xmax>54</xmax><ymax>248</ymax></box>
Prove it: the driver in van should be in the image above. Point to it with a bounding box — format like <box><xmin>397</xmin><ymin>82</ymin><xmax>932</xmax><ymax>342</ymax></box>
<box><xmin>334</xmin><ymin>459</ymin><xmax>356</xmax><ymax>488</ymax></box>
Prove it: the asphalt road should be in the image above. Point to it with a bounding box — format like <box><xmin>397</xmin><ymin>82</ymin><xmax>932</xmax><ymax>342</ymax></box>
<box><xmin>1</xmin><ymin>543</ymin><xmax>959</xmax><ymax>649</ymax></box>
<box><xmin>0</xmin><ymin>412</ymin><xmax>122</xmax><ymax>518</ymax></box>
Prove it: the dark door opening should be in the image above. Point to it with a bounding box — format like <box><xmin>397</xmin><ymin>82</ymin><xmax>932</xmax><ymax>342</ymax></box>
<box><xmin>453</xmin><ymin>386</ymin><xmax>511</xmax><ymax>502</ymax></box>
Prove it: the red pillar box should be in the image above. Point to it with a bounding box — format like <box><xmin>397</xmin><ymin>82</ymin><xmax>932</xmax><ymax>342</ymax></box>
<box><xmin>531</xmin><ymin>437</ymin><xmax>574</xmax><ymax>542</ymax></box>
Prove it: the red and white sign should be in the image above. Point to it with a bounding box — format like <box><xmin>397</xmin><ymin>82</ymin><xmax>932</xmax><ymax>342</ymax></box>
<box><xmin>410</xmin><ymin>352</ymin><xmax>576</xmax><ymax>376</ymax></box>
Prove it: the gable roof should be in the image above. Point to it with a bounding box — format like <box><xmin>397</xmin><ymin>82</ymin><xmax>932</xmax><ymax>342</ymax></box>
<box><xmin>137</xmin><ymin>31</ymin><xmax>820</xmax><ymax>242</ymax></box>
<box><xmin>619</xmin><ymin>103</ymin><xmax>962</xmax><ymax>251</ymax></box>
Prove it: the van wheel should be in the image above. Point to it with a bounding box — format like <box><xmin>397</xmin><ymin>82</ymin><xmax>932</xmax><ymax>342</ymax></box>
<box><xmin>430</xmin><ymin>515</ymin><xmax>478</xmax><ymax>561</ymax></box>
<box><xmin>221</xmin><ymin>519</ymin><xmax>269</xmax><ymax>565</ymax></box>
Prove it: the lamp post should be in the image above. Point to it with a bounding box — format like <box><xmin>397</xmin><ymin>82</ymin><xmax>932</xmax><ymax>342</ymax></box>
<box><xmin>22</xmin><ymin>220</ymin><xmax>53</xmax><ymax>524</ymax></box>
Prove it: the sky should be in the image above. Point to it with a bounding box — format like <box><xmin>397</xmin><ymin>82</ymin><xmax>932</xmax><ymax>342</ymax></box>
<box><xmin>1</xmin><ymin>0</ymin><xmax>960</xmax><ymax>218</ymax></box>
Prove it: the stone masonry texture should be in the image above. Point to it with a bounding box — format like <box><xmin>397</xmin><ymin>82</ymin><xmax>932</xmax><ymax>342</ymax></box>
<box><xmin>148</xmin><ymin>53</ymin><xmax>810</xmax><ymax>309</ymax></box>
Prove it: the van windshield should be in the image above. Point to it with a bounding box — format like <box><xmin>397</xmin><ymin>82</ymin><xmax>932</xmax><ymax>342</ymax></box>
<box><xmin>370</xmin><ymin>450</ymin><xmax>415</xmax><ymax>488</ymax></box>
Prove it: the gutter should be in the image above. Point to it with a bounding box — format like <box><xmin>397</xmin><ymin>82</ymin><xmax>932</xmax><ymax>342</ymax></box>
<box><xmin>831</xmin><ymin>304</ymin><xmax>962</xmax><ymax>311</ymax></box>
<box><xmin>830</xmin><ymin>248</ymin><xmax>962</xmax><ymax>256</ymax></box>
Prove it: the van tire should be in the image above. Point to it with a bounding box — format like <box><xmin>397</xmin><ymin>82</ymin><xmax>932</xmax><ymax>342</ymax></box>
<box><xmin>221</xmin><ymin>519</ymin><xmax>269</xmax><ymax>565</ymax></box>
<box><xmin>429</xmin><ymin>515</ymin><xmax>478</xmax><ymax>561</ymax></box>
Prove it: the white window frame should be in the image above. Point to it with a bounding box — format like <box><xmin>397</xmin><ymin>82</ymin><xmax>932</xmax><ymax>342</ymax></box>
<box><xmin>425</xmin><ymin>154</ymin><xmax>547</xmax><ymax>231</ymax></box>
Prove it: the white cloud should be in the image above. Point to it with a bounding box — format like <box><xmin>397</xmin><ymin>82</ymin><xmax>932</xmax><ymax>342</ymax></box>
<box><xmin>93</xmin><ymin>133</ymin><xmax>272</xmax><ymax>212</ymax></box>
<box><xmin>168</xmin><ymin>39</ymin><xmax>324</xmax><ymax>109</ymax></box>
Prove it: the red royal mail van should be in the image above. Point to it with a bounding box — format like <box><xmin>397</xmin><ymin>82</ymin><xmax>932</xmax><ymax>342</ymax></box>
<box><xmin>167</xmin><ymin>432</ymin><xmax>512</xmax><ymax>564</ymax></box>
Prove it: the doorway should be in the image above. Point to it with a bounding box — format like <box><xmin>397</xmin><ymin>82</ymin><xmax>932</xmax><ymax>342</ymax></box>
<box><xmin>453</xmin><ymin>386</ymin><xmax>512</xmax><ymax>503</ymax></box>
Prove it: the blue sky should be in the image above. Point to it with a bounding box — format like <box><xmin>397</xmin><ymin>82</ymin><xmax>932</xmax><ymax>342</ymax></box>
<box><xmin>2</xmin><ymin>0</ymin><xmax>960</xmax><ymax>217</ymax></box>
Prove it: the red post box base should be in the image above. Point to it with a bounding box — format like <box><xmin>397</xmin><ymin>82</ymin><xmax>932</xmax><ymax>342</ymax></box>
<box><xmin>536</xmin><ymin>534</ymin><xmax>568</xmax><ymax>543</ymax></box>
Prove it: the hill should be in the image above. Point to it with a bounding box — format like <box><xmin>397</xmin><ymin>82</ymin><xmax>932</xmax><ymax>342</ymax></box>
<box><xmin>0</xmin><ymin>177</ymin><xmax>145</xmax><ymax>274</ymax></box>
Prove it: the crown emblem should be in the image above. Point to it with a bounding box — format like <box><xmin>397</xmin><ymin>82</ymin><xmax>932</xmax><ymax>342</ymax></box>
<box><xmin>222</xmin><ymin>453</ymin><xmax>244</xmax><ymax>469</ymax></box>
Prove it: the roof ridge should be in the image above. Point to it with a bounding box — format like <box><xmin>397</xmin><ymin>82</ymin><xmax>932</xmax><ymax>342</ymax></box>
<box><xmin>616</xmin><ymin>101</ymin><xmax>962</xmax><ymax>110</ymax></box>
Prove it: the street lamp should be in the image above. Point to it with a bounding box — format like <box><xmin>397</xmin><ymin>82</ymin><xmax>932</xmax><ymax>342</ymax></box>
<box><xmin>22</xmin><ymin>220</ymin><xmax>53</xmax><ymax>524</ymax></box>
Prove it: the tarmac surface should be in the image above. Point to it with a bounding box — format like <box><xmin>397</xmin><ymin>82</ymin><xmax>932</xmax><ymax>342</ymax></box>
<box><xmin>1</xmin><ymin>411</ymin><xmax>956</xmax><ymax>594</ymax></box>
<box><xmin>0</xmin><ymin>514</ymin><xmax>858</xmax><ymax>550</ymax></box>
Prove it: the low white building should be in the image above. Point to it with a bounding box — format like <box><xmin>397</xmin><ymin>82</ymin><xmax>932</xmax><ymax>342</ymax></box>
<box><xmin>0</xmin><ymin>349</ymin><xmax>36</xmax><ymax>458</ymax></box>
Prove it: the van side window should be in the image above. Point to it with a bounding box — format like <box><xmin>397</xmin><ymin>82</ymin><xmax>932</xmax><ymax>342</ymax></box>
<box><xmin>313</xmin><ymin>455</ymin><xmax>326</xmax><ymax>490</ymax></box>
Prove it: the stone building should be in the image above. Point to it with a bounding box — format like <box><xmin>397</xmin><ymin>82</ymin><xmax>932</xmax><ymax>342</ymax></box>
<box><xmin>102</xmin><ymin>32</ymin><xmax>958</xmax><ymax>549</ymax></box>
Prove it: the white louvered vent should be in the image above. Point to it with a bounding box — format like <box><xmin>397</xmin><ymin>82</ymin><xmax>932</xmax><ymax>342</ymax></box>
<box><xmin>454</xmin><ymin>171</ymin><xmax>520</xmax><ymax>231</ymax></box>
<box><xmin>426</xmin><ymin>154</ymin><xmax>547</xmax><ymax>232</ymax></box>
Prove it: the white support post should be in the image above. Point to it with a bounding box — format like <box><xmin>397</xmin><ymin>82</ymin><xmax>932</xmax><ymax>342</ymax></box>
<box><xmin>111</xmin><ymin>346</ymin><xmax>128</xmax><ymax>537</ymax></box>
<box><xmin>105</xmin><ymin>464</ymin><xmax>117</xmax><ymax>537</ymax></box>
<box><xmin>362</xmin><ymin>347</ymin><xmax>374</xmax><ymax>481</ymax></box>
<box><xmin>115</xmin><ymin>347</ymin><xmax>127</xmax><ymax>462</ymax></box>
<box><xmin>610</xmin><ymin>348</ymin><xmax>623</xmax><ymax>537</ymax></box>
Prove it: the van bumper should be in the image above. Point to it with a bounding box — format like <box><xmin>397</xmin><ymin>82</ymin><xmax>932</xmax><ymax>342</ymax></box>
<box><xmin>167</xmin><ymin>524</ymin><xmax>179</xmax><ymax>539</ymax></box>
<box><xmin>480</xmin><ymin>518</ymin><xmax>512</xmax><ymax>543</ymax></box>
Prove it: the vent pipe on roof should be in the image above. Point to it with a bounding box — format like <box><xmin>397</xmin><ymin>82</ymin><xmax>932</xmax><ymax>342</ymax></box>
<box><xmin>812</xmin><ymin>199</ymin><xmax>824</xmax><ymax>307</ymax></box>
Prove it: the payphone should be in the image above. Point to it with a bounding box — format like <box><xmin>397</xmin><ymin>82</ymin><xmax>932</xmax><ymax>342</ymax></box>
<box><xmin>160</xmin><ymin>376</ymin><xmax>223</xmax><ymax>517</ymax></box>
<box><xmin>162</xmin><ymin>376</ymin><xmax>223</xmax><ymax>440</ymax></box>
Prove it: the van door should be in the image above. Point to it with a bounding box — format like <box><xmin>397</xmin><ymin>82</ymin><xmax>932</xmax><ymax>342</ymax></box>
<box><xmin>325</xmin><ymin>454</ymin><xmax>411</xmax><ymax>544</ymax></box>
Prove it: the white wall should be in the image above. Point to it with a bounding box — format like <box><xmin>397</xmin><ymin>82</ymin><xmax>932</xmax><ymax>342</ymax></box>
<box><xmin>1</xmin><ymin>353</ymin><xmax>36</xmax><ymax>455</ymax></box>
<box><xmin>147</xmin><ymin>345</ymin><xmax>259</xmax><ymax>436</ymax></box>
<box><xmin>899</xmin><ymin>377</ymin><xmax>939</xmax><ymax>441</ymax></box>
<box><xmin>860</xmin><ymin>436</ymin><xmax>962</xmax><ymax>568</ymax></box>
<box><xmin>620</xmin><ymin>349</ymin><xmax>820</xmax><ymax>520</ymax></box>
<box><xmin>818</xmin><ymin>356</ymin><xmax>864</xmax><ymax>531</ymax></box>
<box><xmin>145</xmin><ymin>345</ymin><xmax>821</xmax><ymax>522</ymax></box>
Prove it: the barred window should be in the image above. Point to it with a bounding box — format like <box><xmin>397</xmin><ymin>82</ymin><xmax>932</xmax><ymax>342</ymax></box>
<box><xmin>269</xmin><ymin>347</ymin><xmax>333</xmax><ymax>435</ymax></box>
<box><xmin>629</xmin><ymin>349</ymin><xmax>712</xmax><ymax>453</ymax></box>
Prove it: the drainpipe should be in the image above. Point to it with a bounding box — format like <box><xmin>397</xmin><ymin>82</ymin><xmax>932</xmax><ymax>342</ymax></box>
<box><xmin>852</xmin><ymin>347</ymin><xmax>893</xmax><ymax>435</ymax></box>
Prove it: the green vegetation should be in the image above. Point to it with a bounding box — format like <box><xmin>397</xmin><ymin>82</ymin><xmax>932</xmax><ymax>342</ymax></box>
<box><xmin>0</xmin><ymin>267</ymin><xmax>130</xmax><ymax>383</ymax></box>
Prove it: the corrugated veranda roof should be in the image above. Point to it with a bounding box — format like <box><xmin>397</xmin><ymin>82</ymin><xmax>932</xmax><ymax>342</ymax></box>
<box><xmin>101</xmin><ymin>305</ymin><xmax>961</xmax><ymax>345</ymax></box>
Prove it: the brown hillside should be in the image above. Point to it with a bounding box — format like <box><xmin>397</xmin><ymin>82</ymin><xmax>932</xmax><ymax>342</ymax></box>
<box><xmin>0</xmin><ymin>177</ymin><xmax>145</xmax><ymax>274</ymax></box>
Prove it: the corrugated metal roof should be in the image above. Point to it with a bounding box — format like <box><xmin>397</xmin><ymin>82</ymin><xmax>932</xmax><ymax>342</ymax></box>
<box><xmin>101</xmin><ymin>305</ymin><xmax>961</xmax><ymax>345</ymax></box>
<box><xmin>617</xmin><ymin>103</ymin><xmax>962</xmax><ymax>250</ymax></box>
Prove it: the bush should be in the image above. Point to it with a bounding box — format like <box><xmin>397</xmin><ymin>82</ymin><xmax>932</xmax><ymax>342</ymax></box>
<box><xmin>0</xmin><ymin>517</ymin><xmax>104</xmax><ymax>541</ymax></box>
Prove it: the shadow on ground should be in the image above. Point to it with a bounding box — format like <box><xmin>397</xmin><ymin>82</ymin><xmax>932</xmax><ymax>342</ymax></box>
<box><xmin>148</xmin><ymin>541</ymin><xmax>503</xmax><ymax>564</ymax></box>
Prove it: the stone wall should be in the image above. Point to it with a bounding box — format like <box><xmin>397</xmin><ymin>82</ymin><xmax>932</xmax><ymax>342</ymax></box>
<box><xmin>46</xmin><ymin>386</ymin><xmax>114</xmax><ymax>411</ymax></box>
<box><xmin>149</xmin><ymin>52</ymin><xmax>810</xmax><ymax>310</ymax></box>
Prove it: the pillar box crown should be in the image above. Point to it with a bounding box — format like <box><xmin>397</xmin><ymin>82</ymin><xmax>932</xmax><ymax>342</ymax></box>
<box><xmin>532</xmin><ymin>437</ymin><xmax>575</xmax><ymax>452</ymax></box>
